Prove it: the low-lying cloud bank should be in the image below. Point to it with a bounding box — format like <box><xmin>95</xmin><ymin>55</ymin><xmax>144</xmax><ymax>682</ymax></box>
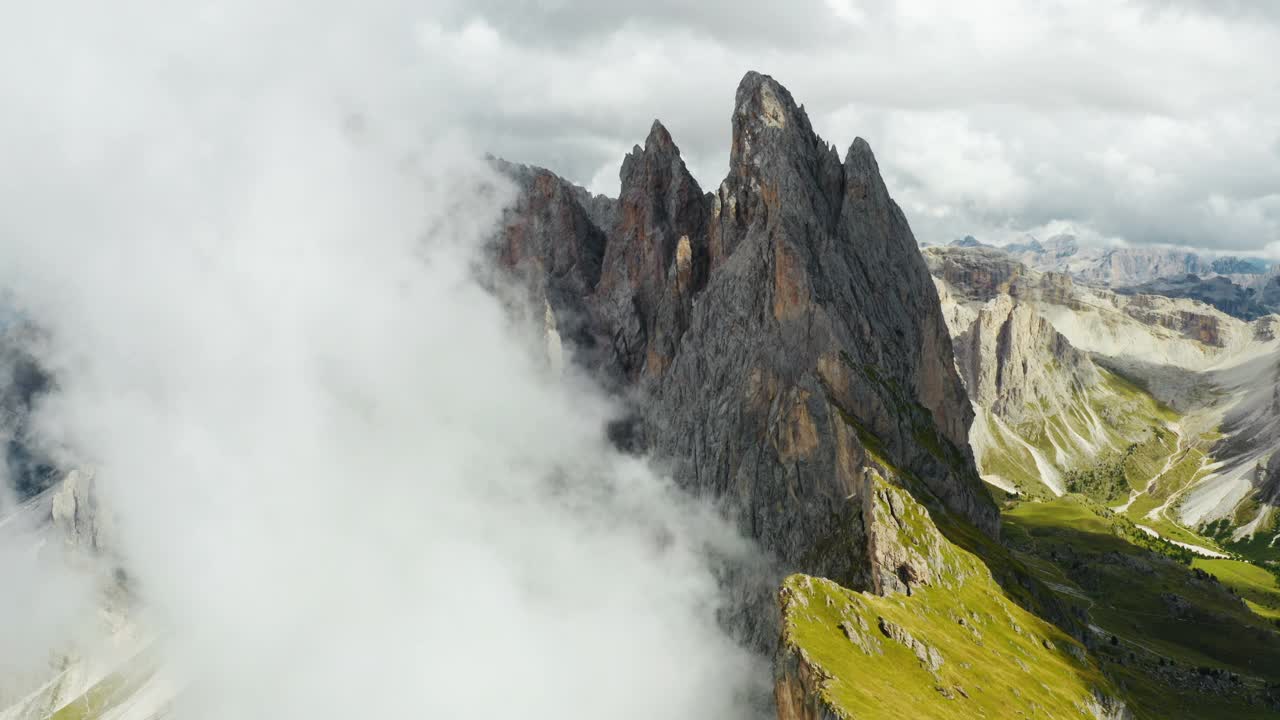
<box><xmin>0</xmin><ymin>2</ymin><xmax>764</xmax><ymax>718</ymax></box>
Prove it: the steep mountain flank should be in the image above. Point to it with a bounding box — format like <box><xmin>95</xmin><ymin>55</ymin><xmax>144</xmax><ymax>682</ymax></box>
<box><xmin>1194</xmin><ymin>347</ymin><xmax>1280</xmax><ymax>555</ymax></box>
<box><xmin>495</xmin><ymin>72</ymin><xmax>996</xmax><ymax>645</ymax></box>
<box><xmin>1260</xmin><ymin>276</ymin><xmax>1280</xmax><ymax>309</ymax></box>
<box><xmin>0</xmin><ymin>469</ymin><xmax>153</xmax><ymax>720</ymax></box>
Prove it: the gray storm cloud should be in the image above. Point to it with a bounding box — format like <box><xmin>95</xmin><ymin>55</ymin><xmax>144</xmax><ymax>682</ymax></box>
<box><xmin>0</xmin><ymin>1</ymin><xmax>764</xmax><ymax>718</ymax></box>
<box><xmin>424</xmin><ymin>0</ymin><xmax>1280</xmax><ymax>255</ymax></box>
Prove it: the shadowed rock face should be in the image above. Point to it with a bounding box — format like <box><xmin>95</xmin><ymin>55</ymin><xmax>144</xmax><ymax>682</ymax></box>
<box><xmin>1260</xmin><ymin>276</ymin><xmax>1280</xmax><ymax>310</ymax></box>
<box><xmin>1</xmin><ymin>330</ymin><xmax>57</xmax><ymax>499</ymax></box>
<box><xmin>493</xmin><ymin>71</ymin><xmax>996</xmax><ymax>646</ymax></box>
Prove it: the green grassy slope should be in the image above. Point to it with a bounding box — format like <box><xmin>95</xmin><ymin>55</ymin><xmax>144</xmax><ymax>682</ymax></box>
<box><xmin>1004</xmin><ymin>496</ymin><xmax>1280</xmax><ymax>717</ymax></box>
<box><xmin>1192</xmin><ymin>557</ymin><xmax>1280</xmax><ymax>622</ymax></box>
<box><xmin>781</xmin><ymin>486</ymin><xmax>1280</xmax><ymax>718</ymax></box>
<box><xmin>781</xmin><ymin>478</ymin><xmax>1120</xmax><ymax>719</ymax></box>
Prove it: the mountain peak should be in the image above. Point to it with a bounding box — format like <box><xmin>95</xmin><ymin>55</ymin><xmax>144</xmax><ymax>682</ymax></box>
<box><xmin>734</xmin><ymin>71</ymin><xmax>802</xmax><ymax>131</ymax></box>
<box><xmin>845</xmin><ymin>135</ymin><xmax>875</xmax><ymax>162</ymax></box>
<box><xmin>714</xmin><ymin>72</ymin><xmax>846</xmax><ymax>263</ymax></box>
<box><xmin>643</xmin><ymin>119</ymin><xmax>676</xmax><ymax>154</ymax></box>
<box><xmin>728</xmin><ymin>72</ymin><xmax>826</xmax><ymax>172</ymax></box>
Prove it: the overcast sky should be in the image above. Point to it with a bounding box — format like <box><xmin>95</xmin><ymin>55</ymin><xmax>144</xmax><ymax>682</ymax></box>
<box><xmin>422</xmin><ymin>0</ymin><xmax>1280</xmax><ymax>256</ymax></box>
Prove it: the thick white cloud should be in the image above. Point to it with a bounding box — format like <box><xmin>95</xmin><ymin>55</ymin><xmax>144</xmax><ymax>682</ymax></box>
<box><xmin>0</xmin><ymin>1</ymin><xmax>765</xmax><ymax>718</ymax></box>
<box><xmin>430</xmin><ymin>0</ymin><xmax>1280</xmax><ymax>254</ymax></box>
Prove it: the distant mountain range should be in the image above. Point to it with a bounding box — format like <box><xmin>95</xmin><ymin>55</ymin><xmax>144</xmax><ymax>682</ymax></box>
<box><xmin>934</xmin><ymin>235</ymin><xmax>1280</xmax><ymax>320</ymax></box>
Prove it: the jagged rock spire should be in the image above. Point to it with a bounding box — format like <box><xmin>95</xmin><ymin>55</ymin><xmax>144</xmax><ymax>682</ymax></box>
<box><xmin>599</xmin><ymin>117</ymin><xmax>709</xmax><ymax>378</ymax></box>
<box><xmin>712</xmin><ymin>72</ymin><xmax>845</xmax><ymax>266</ymax></box>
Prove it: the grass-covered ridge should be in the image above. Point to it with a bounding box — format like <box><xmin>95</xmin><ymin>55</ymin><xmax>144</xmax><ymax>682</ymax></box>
<box><xmin>780</xmin><ymin>478</ymin><xmax>1122</xmax><ymax>719</ymax></box>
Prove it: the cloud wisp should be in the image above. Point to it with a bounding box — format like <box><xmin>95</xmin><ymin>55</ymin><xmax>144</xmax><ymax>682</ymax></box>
<box><xmin>0</xmin><ymin>2</ymin><xmax>764</xmax><ymax>718</ymax></box>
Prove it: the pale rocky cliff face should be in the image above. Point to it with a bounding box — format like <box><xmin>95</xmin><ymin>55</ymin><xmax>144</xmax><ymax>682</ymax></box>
<box><xmin>927</xmin><ymin>249</ymin><xmax>1114</xmax><ymax>496</ymax></box>
<box><xmin>926</xmin><ymin>245</ymin><xmax>1102</xmax><ymax>426</ymax></box>
<box><xmin>952</xmin><ymin>294</ymin><xmax>1100</xmax><ymax>427</ymax></box>
<box><xmin>929</xmin><ymin>245</ymin><xmax>1263</xmax><ymax>382</ymax></box>
<box><xmin>494</xmin><ymin>72</ymin><xmax>996</xmax><ymax>647</ymax></box>
<box><xmin>49</xmin><ymin>469</ymin><xmax>115</xmax><ymax>553</ymax></box>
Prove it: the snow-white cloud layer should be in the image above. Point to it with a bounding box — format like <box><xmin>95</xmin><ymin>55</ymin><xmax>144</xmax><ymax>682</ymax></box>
<box><xmin>424</xmin><ymin>0</ymin><xmax>1280</xmax><ymax>254</ymax></box>
<box><xmin>0</xmin><ymin>1</ymin><xmax>763</xmax><ymax>718</ymax></box>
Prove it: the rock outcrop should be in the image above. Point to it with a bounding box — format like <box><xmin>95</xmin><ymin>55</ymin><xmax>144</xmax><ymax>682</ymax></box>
<box><xmin>493</xmin><ymin>71</ymin><xmax>996</xmax><ymax>645</ymax></box>
<box><xmin>924</xmin><ymin>245</ymin><xmax>1080</xmax><ymax>310</ymax></box>
<box><xmin>49</xmin><ymin>468</ymin><xmax>114</xmax><ymax>552</ymax></box>
<box><xmin>773</xmin><ymin>645</ymin><xmax>842</xmax><ymax>720</ymax></box>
